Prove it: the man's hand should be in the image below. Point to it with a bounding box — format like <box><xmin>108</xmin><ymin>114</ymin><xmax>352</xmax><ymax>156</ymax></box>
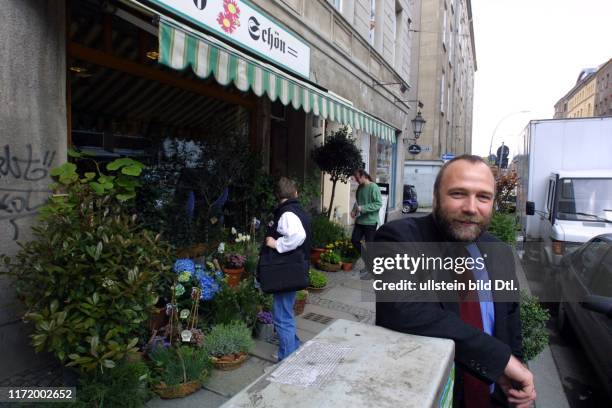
<box><xmin>497</xmin><ymin>355</ymin><xmax>536</xmax><ymax>407</ymax></box>
<box><xmin>350</xmin><ymin>210</ymin><xmax>356</xmax><ymax>219</ymax></box>
<box><xmin>265</xmin><ymin>237</ymin><xmax>277</xmax><ymax>249</ymax></box>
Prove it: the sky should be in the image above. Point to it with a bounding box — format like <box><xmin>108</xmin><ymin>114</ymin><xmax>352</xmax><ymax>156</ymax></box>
<box><xmin>470</xmin><ymin>0</ymin><xmax>612</xmax><ymax>159</ymax></box>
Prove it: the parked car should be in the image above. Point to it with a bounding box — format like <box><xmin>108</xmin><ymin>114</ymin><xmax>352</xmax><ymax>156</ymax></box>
<box><xmin>402</xmin><ymin>185</ymin><xmax>418</xmax><ymax>214</ymax></box>
<box><xmin>557</xmin><ymin>233</ymin><xmax>612</xmax><ymax>398</ymax></box>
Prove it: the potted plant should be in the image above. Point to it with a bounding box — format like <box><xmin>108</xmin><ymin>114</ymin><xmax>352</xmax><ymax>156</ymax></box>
<box><xmin>203</xmin><ymin>322</ymin><xmax>254</xmax><ymax>370</ymax></box>
<box><xmin>254</xmin><ymin>311</ymin><xmax>274</xmax><ymax>342</ymax></box>
<box><xmin>293</xmin><ymin>290</ymin><xmax>309</xmax><ymax>315</ymax></box>
<box><xmin>318</xmin><ymin>250</ymin><xmax>342</xmax><ymax>272</ymax></box>
<box><xmin>310</xmin><ymin>215</ymin><xmax>346</xmax><ymax>265</ymax></box>
<box><xmin>308</xmin><ymin>269</ymin><xmax>328</xmax><ymax>292</ymax></box>
<box><xmin>222</xmin><ymin>253</ymin><xmax>247</xmax><ymax>287</ymax></box>
<box><xmin>338</xmin><ymin>239</ymin><xmax>359</xmax><ymax>271</ymax></box>
<box><xmin>150</xmin><ymin>346</ymin><xmax>212</xmax><ymax>399</ymax></box>
<box><xmin>1</xmin><ymin>156</ymin><xmax>175</xmax><ymax>374</ymax></box>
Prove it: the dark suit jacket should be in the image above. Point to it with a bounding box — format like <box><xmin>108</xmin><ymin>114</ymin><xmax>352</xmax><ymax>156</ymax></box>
<box><xmin>374</xmin><ymin>214</ymin><xmax>522</xmax><ymax>407</ymax></box>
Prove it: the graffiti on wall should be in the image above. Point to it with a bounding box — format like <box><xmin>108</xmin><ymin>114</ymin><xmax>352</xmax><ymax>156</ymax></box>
<box><xmin>0</xmin><ymin>145</ymin><xmax>55</xmax><ymax>240</ymax></box>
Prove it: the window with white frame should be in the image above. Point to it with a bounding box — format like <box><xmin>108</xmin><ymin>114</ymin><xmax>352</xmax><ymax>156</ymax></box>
<box><xmin>369</xmin><ymin>0</ymin><xmax>376</xmax><ymax>45</ymax></box>
<box><xmin>442</xmin><ymin>3</ymin><xmax>448</xmax><ymax>47</ymax></box>
<box><xmin>440</xmin><ymin>71</ymin><xmax>446</xmax><ymax>113</ymax></box>
<box><xmin>329</xmin><ymin>0</ymin><xmax>342</xmax><ymax>12</ymax></box>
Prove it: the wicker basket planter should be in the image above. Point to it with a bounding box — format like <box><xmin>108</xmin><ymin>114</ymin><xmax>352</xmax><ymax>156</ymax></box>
<box><xmin>154</xmin><ymin>380</ymin><xmax>202</xmax><ymax>399</ymax></box>
<box><xmin>211</xmin><ymin>352</ymin><xmax>249</xmax><ymax>371</ymax></box>
<box><xmin>318</xmin><ymin>260</ymin><xmax>342</xmax><ymax>272</ymax></box>
<box><xmin>307</xmin><ymin>285</ymin><xmax>327</xmax><ymax>293</ymax></box>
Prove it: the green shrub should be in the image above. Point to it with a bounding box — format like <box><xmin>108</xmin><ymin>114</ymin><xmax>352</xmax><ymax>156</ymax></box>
<box><xmin>520</xmin><ymin>290</ymin><xmax>550</xmax><ymax>361</ymax></box>
<box><xmin>71</xmin><ymin>359</ymin><xmax>151</xmax><ymax>408</ymax></box>
<box><xmin>296</xmin><ymin>290</ymin><xmax>309</xmax><ymax>301</ymax></box>
<box><xmin>202</xmin><ymin>322</ymin><xmax>254</xmax><ymax>358</ymax></box>
<box><xmin>311</xmin><ymin>215</ymin><xmax>346</xmax><ymax>248</ymax></box>
<box><xmin>309</xmin><ymin>269</ymin><xmax>328</xmax><ymax>288</ymax></box>
<box><xmin>1</xmin><ymin>156</ymin><xmax>174</xmax><ymax>372</ymax></box>
<box><xmin>149</xmin><ymin>346</ymin><xmax>212</xmax><ymax>387</ymax></box>
<box><xmin>488</xmin><ymin>212</ymin><xmax>517</xmax><ymax>246</ymax></box>
<box><xmin>320</xmin><ymin>250</ymin><xmax>341</xmax><ymax>264</ymax></box>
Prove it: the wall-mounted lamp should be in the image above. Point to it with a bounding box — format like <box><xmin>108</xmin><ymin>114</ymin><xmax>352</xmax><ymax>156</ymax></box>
<box><xmin>411</xmin><ymin>111</ymin><xmax>426</xmax><ymax>140</ymax></box>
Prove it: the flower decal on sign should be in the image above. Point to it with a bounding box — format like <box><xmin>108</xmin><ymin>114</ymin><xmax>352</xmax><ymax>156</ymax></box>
<box><xmin>217</xmin><ymin>0</ymin><xmax>241</xmax><ymax>34</ymax></box>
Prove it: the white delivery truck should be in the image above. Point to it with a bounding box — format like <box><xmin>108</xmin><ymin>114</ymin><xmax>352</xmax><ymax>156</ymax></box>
<box><xmin>517</xmin><ymin>117</ymin><xmax>612</xmax><ymax>270</ymax></box>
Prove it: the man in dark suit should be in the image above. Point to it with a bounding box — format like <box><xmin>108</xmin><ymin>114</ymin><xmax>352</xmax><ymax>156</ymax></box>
<box><xmin>375</xmin><ymin>155</ymin><xmax>536</xmax><ymax>408</ymax></box>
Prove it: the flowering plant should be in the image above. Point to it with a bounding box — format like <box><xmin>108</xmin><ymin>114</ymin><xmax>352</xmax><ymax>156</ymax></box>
<box><xmin>256</xmin><ymin>311</ymin><xmax>273</xmax><ymax>325</ymax></box>
<box><xmin>326</xmin><ymin>239</ymin><xmax>359</xmax><ymax>261</ymax></box>
<box><xmin>224</xmin><ymin>253</ymin><xmax>247</xmax><ymax>269</ymax></box>
<box><xmin>320</xmin><ymin>250</ymin><xmax>341</xmax><ymax>265</ymax></box>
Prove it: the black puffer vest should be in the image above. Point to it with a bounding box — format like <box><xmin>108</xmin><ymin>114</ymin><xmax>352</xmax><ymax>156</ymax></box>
<box><xmin>257</xmin><ymin>199</ymin><xmax>312</xmax><ymax>293</ymax></box>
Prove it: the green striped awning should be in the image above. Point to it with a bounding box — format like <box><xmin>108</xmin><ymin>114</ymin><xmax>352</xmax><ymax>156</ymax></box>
<box><xmin>158</xmin><ymin>19</ymin><xmax>397</xmax><ymax>143</ymax></box>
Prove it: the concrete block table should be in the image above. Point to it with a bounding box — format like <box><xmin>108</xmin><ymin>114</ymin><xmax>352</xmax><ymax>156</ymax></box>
<box><xmin>222</xmin><ymin>319</ymin><xmax>455</xmax><ymax>408</ymax></box>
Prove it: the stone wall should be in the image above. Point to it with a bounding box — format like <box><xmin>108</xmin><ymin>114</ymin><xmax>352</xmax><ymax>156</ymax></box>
<box><xmin>0</xmin><ymin>0</ymin><xmax>67</xmax><ymax>380</ymax></box>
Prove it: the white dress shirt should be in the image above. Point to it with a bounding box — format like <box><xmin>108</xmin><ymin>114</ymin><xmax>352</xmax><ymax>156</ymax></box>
<box><xmin>275</xmin><ymin>212</ymin><xmax>306</xmax><ymax>253</ymax></box>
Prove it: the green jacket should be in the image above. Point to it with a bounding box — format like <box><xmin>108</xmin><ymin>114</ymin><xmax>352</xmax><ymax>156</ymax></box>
<box><xmin>355</xmin><ymin>182</ymin><xmax>382</xmax><ymax>225</ymax></box>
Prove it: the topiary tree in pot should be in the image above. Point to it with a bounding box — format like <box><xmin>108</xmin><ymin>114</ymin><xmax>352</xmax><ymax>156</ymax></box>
<box><xmin>311</xmin><ymin>126</ymin><xmax>363</xmax><ymax>219</ymax></box>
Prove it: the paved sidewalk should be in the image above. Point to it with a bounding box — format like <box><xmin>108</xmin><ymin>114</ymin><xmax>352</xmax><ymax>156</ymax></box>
<box><xmin>147</xmin><ymin>267</ymin><xmax>373</xmax><ymax>408</ymax></box>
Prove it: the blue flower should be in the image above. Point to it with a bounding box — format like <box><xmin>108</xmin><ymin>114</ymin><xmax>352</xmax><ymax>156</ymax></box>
<box><xmin>197</xmin><ymin>272</ymin><xmax>221</xmax><ymax>301</ymax></box>
<box><xmin>174</xmin><ymin>259</ymin><xmax>195</xmax><ymax>274</ymax></box>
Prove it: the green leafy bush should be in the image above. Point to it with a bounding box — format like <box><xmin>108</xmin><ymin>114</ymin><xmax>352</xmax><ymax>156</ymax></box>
<box><xmin>320</xmin><ymin>251</ymin><xmax>341</xmax><ymax>264</ymax></box>
<box><xmin>520</xmin><ymin>290</ymin><xmax>550</xmax><ymax>361</ymax></box>
<box><xmin>71</xmin><ymin>359</ymin><xmax>150</xmax><ymax>408</ymax></box>
<box><xmin>311</xmin><ymin>215</ymin><xmax>346</xmax><ymax>248</ymax></box>
<box><xmin>149</xmin><ymin>346</ymin><xmax>212</xmax><ymax>386</ymax></box>
<box><xmin>309</xmin><ymin>269</ymin><xmax>328</xmax><ymax>288</ymax></box>
<box><xmin>296</xmin><ymin>290</ymin><xmax>309</xmax><ymax>301</ymax></box>
<box><xmin>202</xmin><ymin>322</ymin><xmax>254</xmax><ymax>358</ymax></box>
<box><xmin>1</xmin><ymin>156</ymin><xmax>174</xmax><ymax>372</ymax></box>
<box><xmin>488</xmin><ymin>212</ymin><xmax>517</xmax><ymax>246</ymax></box>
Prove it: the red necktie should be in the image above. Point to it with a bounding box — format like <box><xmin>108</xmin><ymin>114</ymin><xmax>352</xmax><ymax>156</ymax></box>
<box><xmin>459</xmin><ymin>268</ymin><xmax>491</xmax><ymax>408</ymax></box>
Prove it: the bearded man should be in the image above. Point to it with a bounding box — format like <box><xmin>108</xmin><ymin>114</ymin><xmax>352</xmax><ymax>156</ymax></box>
<box><xmin>374</xmin><ymin>155</ymin><xmax>536</xmax><ymax>408</ymax></box>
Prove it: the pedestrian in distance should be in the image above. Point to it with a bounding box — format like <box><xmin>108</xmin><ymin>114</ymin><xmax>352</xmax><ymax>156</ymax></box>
<box><xmin>351</xmin><ymin>169</ymin><xmax>382</xmax><ymax>279</ymax></box>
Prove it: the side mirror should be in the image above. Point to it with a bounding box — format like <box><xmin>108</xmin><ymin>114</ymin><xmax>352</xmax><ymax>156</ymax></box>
<box><xmin>580</xmin><ymin>294</ymin><xmax>612</xmax><ymax>319</ymax></box>
<box><xmin>526</xmin><ymin>201</ymin><xmax>535</xmax><ymax>216</ymax></box>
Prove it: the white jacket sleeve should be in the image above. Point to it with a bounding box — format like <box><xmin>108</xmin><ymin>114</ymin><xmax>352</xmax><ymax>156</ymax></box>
<box><xmin>275</xmin><ymin>212</ymin><xmax>306</xmax><ymax>253</ymax></box>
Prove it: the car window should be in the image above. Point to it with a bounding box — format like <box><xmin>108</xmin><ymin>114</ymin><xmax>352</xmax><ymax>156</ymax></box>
<box><xmin>575</xmin><ymin>240</ymin><xmax>609</xmax><ymax>284</ymax></box>
<box><xmin>590</xmin><ymin>248</ymin><xmax>612</xmax><ymax>297</ymax></box>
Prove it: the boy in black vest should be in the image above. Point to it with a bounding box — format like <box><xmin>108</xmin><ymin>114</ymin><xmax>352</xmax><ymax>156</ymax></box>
<box><xmin>264</xmin><ymin>177</ymin><xmax>312</xmax><ymax>360</ymax></box>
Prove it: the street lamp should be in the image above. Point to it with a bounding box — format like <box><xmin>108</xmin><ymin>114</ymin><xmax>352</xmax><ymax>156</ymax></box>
<box><xmin>411</xmin><ymin>111</ymin><xmax>426</xmax><ymax>140</ymax></box>
<box><xmin>488</xmin><ymin>110</ymin><xmax>530</xmax><ymax>160</ymax></box>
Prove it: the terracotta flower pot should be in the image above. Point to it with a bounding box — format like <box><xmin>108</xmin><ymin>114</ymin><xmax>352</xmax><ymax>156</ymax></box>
<box><xmin>310</xmin><ymin>248</ymin><xmax>326</xmax><ymax>265</ymax></box>
<box><xmin>294</xmin><ymin>298</ymin><xmax>307</xmax><ymax>315</ymax></box>
<box><xmin>211</xmin><ymin>352</ymin><xmax>249</xmax><ymax>371</ymax></box>
<box><xmin>223</xmin><ymin>267</ymin><xmax>244</xmax><ymax>288</ymax></box>
<box><xmin>341</xmin><ymin>262</ymin><xmax>353</xmax><ymax>271</ymax></box>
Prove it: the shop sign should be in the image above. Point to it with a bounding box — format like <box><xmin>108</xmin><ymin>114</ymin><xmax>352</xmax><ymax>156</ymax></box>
<box><xmin>149</xmin><ymin>0</ymin><xmax>311</xmax><ymax>78</ymax></box>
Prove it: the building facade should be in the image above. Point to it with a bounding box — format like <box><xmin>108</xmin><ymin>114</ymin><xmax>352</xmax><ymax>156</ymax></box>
<box><xmin>1</xmin><ymin>0</ymin><xmax>415</xmax><ymax>379</ymax></box>
<box><xmin>404</xmin><ymin>0</ymin><xmax>476</xmax><ymax>206</ymax></box>
<box><xmin>554</xmin><ymin>60</ymin><xmax>612</xmax><ymax>119</ymax></box>
<box><xmin>595</xmin><ymin>58</ymin><xmax>612</xmax><ymax>117</ymax></box>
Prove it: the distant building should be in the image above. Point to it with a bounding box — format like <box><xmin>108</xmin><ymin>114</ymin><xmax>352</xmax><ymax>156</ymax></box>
<box><xmin>404</xmin><ymin>0</ymin><xmax>477</xmax><ymax>206</ymax></box>
<box><xmin>554</xmin><ymin>58</ymin><xmax>612</xmax><ymax>119</ymax></box>
<box><xmin>595</xmin><ymin>58</ymin><xmax>612</xmax><ymax>116</ymax></box>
